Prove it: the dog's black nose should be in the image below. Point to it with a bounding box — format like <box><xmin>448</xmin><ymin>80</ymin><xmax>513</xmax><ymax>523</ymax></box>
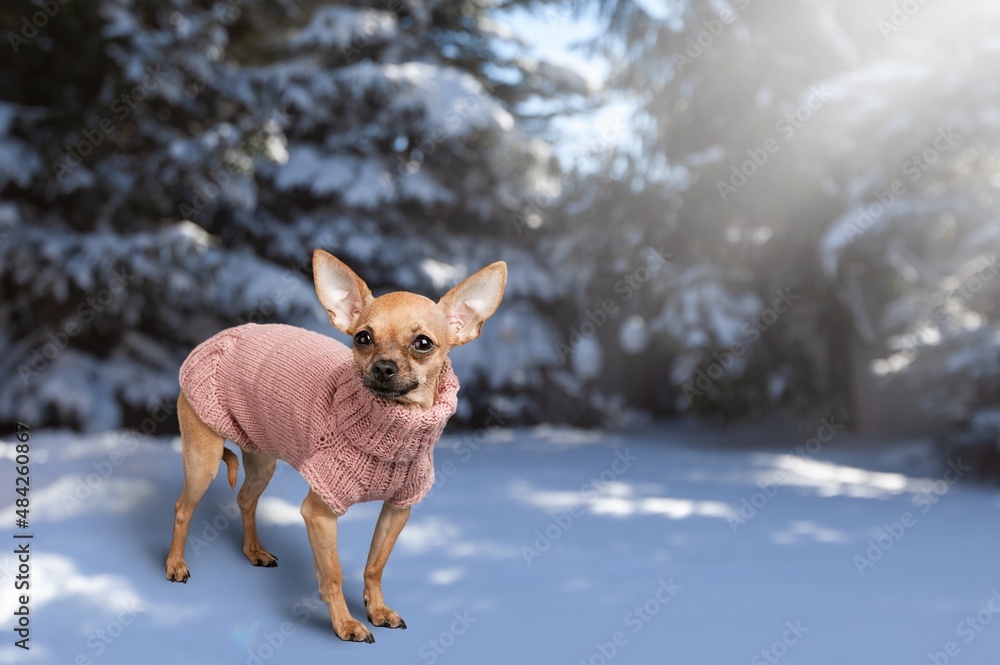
<box><xmin>371</xmin><ymin>359</ymin><xmax>397</xmax><ymax>383</ymax></box>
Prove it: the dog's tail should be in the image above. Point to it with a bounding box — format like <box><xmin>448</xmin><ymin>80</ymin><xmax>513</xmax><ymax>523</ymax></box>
<box><xmin>221</xmin><ymin>448</ymin><xmax>239</xmax><ymax>489</ymax></box>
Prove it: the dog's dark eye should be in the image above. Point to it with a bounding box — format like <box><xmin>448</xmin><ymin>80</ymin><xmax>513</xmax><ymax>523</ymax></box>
<box><xmin>411</xmin><ymin>335</ymin><xmax>434</xmax><ymax>353</ymax></box>
<box><xmin>354</xmin><ymin>331</ymin><xmax>373</xmax><ymax>347</ymax></box>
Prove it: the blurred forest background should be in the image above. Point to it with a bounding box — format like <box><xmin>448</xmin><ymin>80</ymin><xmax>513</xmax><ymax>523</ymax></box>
<box><xmin>2</xmin><ymin>0</ymin><xmax>1000</xmax><ymax>463</ymax></box>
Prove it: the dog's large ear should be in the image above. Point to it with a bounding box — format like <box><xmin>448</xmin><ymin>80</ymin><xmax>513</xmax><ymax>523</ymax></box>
<box><xmin>439</xmin><ymin>261</ymin><xmax>507</xmax><ymax>346</ymax></box>
<box><xmin>313</xmin><ymin>250</ymin><xmax>373</xmax><ymax>334</ymax></box>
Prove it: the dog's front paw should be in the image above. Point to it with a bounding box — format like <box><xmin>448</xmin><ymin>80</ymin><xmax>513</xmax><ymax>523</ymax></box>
<box><xmin>367</xmin><ymin>605</ymin><xmax>407</xmax><ymax>630</ymax></box>
<box><xmin>334</xmin><ymin>618</ymin><xmax>375</xmax><ymax>643</ymax></box>
<box><xmin>165</xmin><ymin>559</ymin><xmax>190</xmax><ymax>583</ymax></box>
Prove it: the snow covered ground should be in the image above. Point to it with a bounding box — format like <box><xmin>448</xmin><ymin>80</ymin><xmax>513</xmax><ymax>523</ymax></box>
<box><xmin>3</xmin><ymin>423</ymin><xmax>1000</xmax><ymax>665</ymax></box>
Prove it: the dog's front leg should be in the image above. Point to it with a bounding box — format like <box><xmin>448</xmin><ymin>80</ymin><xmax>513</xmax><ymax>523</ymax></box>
<box><xmin>300</xmin><ymin>490</ymin><xmax>374</xmax><ymax>643</ymax></box>
<box><xmin>363</xmin><ymin>501</ymin><xmax>410</xmax><ymax>629</ymax></box>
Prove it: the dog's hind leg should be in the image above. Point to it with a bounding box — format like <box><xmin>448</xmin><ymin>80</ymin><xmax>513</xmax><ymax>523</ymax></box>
<box><xmin>165</xmin><ymin>391</ymin><xmax>227</xmax><ymax>583</ymax></box>
<box><xmin>238</xmin><ymin>449</ymin><xmax>278</xmax><ymax>567</ymax></box>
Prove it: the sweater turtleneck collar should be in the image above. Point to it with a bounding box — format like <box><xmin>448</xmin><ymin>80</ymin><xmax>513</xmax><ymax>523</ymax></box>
<box><xmin>323</xmin><ymin>359</ymin><xmax>460</xmax><ymax>462</ymax></box>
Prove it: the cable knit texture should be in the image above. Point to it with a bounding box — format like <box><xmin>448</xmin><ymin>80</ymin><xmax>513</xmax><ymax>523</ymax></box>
<box><xmin>179</xmin><ymin>323</ymin><xmax>459</xmax><ymax>513</ymax></box>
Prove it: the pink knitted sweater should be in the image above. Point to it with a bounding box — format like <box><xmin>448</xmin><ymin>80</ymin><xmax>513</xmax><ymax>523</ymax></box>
<box><xmin>179</xmin><ymin>323</ymin><xmax>459</xmax><ymax>513</ymax></box>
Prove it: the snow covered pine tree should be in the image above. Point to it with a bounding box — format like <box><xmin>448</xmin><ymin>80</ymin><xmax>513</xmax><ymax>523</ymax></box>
<box><xmin>0</xmin><ymin>0</ymin><xmax>590</xmax><ymax>430</ymax></box>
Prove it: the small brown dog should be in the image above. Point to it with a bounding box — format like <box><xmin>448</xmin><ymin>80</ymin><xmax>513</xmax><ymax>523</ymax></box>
<box><xmin>165</xmin><ymin>250</ymin><xmax>506</xmax><ymax>643</ymax></box>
